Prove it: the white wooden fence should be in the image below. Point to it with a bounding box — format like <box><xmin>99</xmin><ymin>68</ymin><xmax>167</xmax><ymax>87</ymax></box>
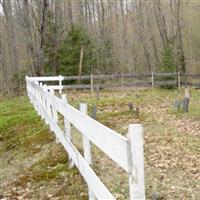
<box><xmin>26</xmin><ymin>76</ymin><xmax>145</xmax><ymax>200</ymax></box>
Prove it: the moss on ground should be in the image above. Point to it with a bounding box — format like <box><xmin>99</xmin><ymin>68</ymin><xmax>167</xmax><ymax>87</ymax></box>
<box><xmin>0</xmin><ymin>96</ymin><xmax>88</xmax><ymax>199</ymax></box>
<box><xmin>0</xmin><ymin>88</ymin><xmax>199</xmax><ymax>199</ymax></box>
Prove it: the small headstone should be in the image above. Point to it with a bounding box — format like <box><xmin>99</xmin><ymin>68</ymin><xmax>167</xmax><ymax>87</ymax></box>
<box><xmin>152</xmin><ymin>192</ymin><xmax>159</xmax><ymax>200</ymax></box>
<box><xmin>173</xmin><ymin>87</ymin><xmax>190</xmax><ymax>112</ymax></box>
<box><xmin>91</xmin><ymin>105</ymin><xmax>97</xmax><ymax>120</ymax></box>
<box><xmin>128</xmin><ymin>102</ymin><xmax>133</xmax><ymax>112</ymax></box>
<box><xmin>182</xmin><ymin>87</ymin><xmax>190</xmax><ymax>112</ymax></box>
<box><xmin>173</xmin><ymin>100</ymin><xmax>182</xmax><ymax>111</ymax></box>
<box><xmin>135</xmin><ymin>107</ymin><xmax>139</xmax><ymax>118</ymax></box>
<box><xmin>182</xmin><ymin>97</ymin><xmax>189</xmax><ymax>112</ymax></box>
<box><xmin>128</xmin><ymin>102</ymin><xmax>139</xmax><ymax>118</ymax></box>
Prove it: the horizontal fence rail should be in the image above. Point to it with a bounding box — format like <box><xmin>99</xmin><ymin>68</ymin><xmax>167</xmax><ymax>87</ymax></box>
<box><xmin>26</xmin><ymin>76</ymin><xmax>146</xmax><ymax>200</ymax></box>
<box><xmin>29</xmin><ymin>72</ymin><xmax>200</xmax><ymax>92</ymax></box>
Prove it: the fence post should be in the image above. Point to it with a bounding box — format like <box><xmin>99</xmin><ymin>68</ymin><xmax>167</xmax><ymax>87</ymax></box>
<box><xmin>121</xmin><ymin>72</ymin><xmax>124</xmax><ymax>89</ymax></box>
<box><xmin>34</xmin><ymin>81</ymin><xmax>39</xmax><ymax>113</ymax></box>
<box><xmin>43</xmin><ymin>84</ymin><xmax>49</xmax><ymax>125</ymax></box>
<box><xmin>61</xmin><ymin>94</ymin><xmax>74</xmax><ymax>168</ymax></box>
<box><xmin>59</xmin><ymin>75</ymin><xmax>62</xmax><ymax>94</ymax></box>
<box><xmin>50</xmin><ymin>88</ymin><xmax>59</xmax><ymax>143</ymax></box>
<box><xmin>39</xmin><ymin>82</ymin><xmax>44</xmax><ymax>119</ymax></box>
<box><xmin>177</xmin><ymin>72</ymin><xmax>181</xmax><ymax>89</ymax></box>
<box><xmin>45</xmin><ymin>87</ymin><xmax>52</xmax><ymax>124</ymax></box>
<box><xmin>80</xmin><ymin>103</ymin><xmax>96</xmax><ymax>200</ymax></box>
<box><xmin>90</xmin><ymin>74</ymin><xmax>94</xmax><ymax>93</ymax></box>
<box><xmin>151</xmin><ymin>71</ymin><xmax>154</xmax><ymax>88</ymax></box>
<box><xmin>96</xmin><ymin>84</ymin><xmax>100</xmax><ymax>100</ymax></box>
<box><xmin>40</xmin><ymin>82</ymin><xmax>44</xmax><ymax>119</ymax></box>
<box><xmin>127</xmin><ymin>124</ymin><xmax>145</xmax><ymax>200</ymax></box>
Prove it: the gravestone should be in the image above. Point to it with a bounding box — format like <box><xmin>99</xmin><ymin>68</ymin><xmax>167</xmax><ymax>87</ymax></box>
<box><xmin>135</xmin><ymin>107</ymin><xmax>140</xmax><ymax>118</ymax></box>
<box><xmin>182</xmin><ymin>98</ymin><xmax>189</xmax><ymax>112</ymax></box>
<box><xmin>152</xmin><ymin>192</ymin><xmax>159</xmax><ymax>200</ymax></box>
<box><xmin>173</xmin><ymin>87</ymin><xmax>190</xmax><ymax>112</ymax></box>
<box><xmin>128</xmin><ymin>102</ymin><xmax>133</xmax><ymax>112</ymax></box>
<box><xmin>128</xmin><ymin>102</ymin><xmax>139</xmax><ymax>118</ymax></box>
<box><xmin>182</xmin><ymin>87</ymin><xmax>190</xmax><ymax>112</ymax></box>
<box><xmin>91</xmin><ymin>105</ymin><xmax>97</xmax><ymax>120</ymax></box>
<box><xmin>173</xmin><ymin>100</ymin><xmax>182</xmax><ymax>111</ymax></box>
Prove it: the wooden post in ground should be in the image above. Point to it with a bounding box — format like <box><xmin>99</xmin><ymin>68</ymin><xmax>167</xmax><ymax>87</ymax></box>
<box><xmin>177</xmin><ymin>72</ymin><xmax>181</xmax><ymax>89</ymax></box>
<box><xmin>80</xmin><ymin>103</ymin><xmax>96</xmax><ymax>200</ymax></box>
<box><xmin>121</xmin><ymin>72</ymin><xmax>124</xmax><ymax>89</ymax></box>
<box><xmin>90</xmin><ymin>74</ymin><xmax>94</xmax><ymax>93</ymax></box>
<box><xmin>62</xmin><ymin>94</ymin><xmax>74</xmax><ymax>168</ymax></box>
<box><xmin>151</xmin><ymin>71</ymin><xmax>154</xmax><ymax>88</ymax></box>
<box><xmin>127</xmin><ymin>124</ymin><xmax>145</xmax><ymax>200</ymax></box>
<box><xmin>96</xmin><ymin>84</ymin><xmax>100</xmax><ymax>100</ymax></box>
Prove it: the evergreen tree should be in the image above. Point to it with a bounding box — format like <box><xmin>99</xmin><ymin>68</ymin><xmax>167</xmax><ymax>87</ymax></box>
<box><xmin>160</xmin><ymin>41</ymin><xmax>176</xmax><ymax>73</ymax></box>
<box><xmin>57</xmin><ymin>25</ymin><xmax>94</xmax><ymax>76</ymax></box>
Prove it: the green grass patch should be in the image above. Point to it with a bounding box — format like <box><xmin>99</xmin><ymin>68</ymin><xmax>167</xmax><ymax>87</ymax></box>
<box><xmin>0</xmin><ymin>96</ymin><xmax>53</xmax><ymax>156</ymax></box>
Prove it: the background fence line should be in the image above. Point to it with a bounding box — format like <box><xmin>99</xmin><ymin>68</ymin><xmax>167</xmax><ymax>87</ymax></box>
<box><xmin>28</xmin><ymin>72</ymin><xmax>200</xmax><ymax>93</ymax></box>
<box><xmin>26</xmin><ymin>76</ymin><xmax>146</xmax><ymax>200</ymax></box>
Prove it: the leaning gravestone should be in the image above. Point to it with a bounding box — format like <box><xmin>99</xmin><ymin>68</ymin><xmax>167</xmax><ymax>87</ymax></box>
<box><xmin>182</xmin><ymin>87</ymin><xmax>190</xmax><ymax>112</ymax></box>
<box><xmin>128</xmin><ymin>102</ymin><xmax>140</xmax><ymax>118</ymax></box>
<box><xmin>173</xmin><ymin>87</ymin><xmax>190</xmax><ymax>112</ymax></box>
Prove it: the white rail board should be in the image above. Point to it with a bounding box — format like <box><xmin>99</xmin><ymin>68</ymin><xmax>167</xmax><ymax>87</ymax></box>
<box><xmin>46</xmin><ymin>85</ymin><xmax>64</xmax><ymax>90</ymax></box>
<box><xmin>29</xmin><ymin>76</ymin><xmax>64</xmax><ymax>81</ymax></box>
<box><xmin>26</xmin><ymin>76</ymin><xmax>146</xmax><ymax>200</ymax></box>
<box><xmin>28</xmin><ymin>91</ymin><xmax>115</xmax><ymax>199</ymax></box>
<box><xmin>27</xmin><ymin>79</ymin><xmax>130</xmax><ymax>172</ymax></box>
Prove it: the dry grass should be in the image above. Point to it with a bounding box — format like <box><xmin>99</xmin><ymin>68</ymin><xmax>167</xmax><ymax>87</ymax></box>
<box><xmin>0</xmin><ymin>88</ymin><xmax>199</xmax><ymax>199</ymax></box>
<box><xmin>67</xmin><ymin>88</ymin><xmax>200</xmax><ymax>199</ymax></box>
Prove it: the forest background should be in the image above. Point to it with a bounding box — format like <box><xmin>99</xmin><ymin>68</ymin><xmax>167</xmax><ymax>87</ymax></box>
<box><xmin>0</xmin><ymin>0</ymin><xmax>200</xmax><ymax>93</ymax></box>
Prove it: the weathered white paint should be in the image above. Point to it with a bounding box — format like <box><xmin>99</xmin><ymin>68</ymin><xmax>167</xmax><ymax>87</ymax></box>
<box><xmin>80</xmin><ymin>103</ymin><xmax>92</xmax><ymax>165</ymax></box>
<box><xmin>39</xmin><ymin>82</ymin><xmax>45</xmax><ymax>120</ymax></box>
<box><xmin>27</xmin><ymin>90</ymin><xmax>115</xmax><ymax>199</ymax></box>
<box><xmin>80</xmin><ymin>103</ymin><xmax>96</xmax><ymax>200</ymax></box>
<box><xmin>27</xmin><ymin>78</ymin><xmax>131</xmax><ymax>172</ymax></box>
<box><xmin>61</xmin><ymin>94</ymin><xmax>74</xmax><ymax>168</ymax></box>
<box><xmin>29</xmin><ymin>76</ymin><xmax>64</xmax><ymax>81</ymax></box>
<box><xmin>127</xmin><ymin>124</ymin><xmax>145</xmax><ymax>200</ymax></box>
<box><xmin>30</xmin><ymin>77</ymin><xmax>129</xmax><ymax>172</ymax></box>
<box><xmin>49</xmin><ymin>88</ymin><xmax>59</xmax><ymax>143</ymax></box>
<box><xmin>46</xmin><ymin>85</ymin><xmax>64</xmax><ymax>90</ymax></box>
<box><xmin>43</xmin><ymin>84</ymin><xmax>49</xmax><ymax>125</ymax></box>
<box><xmin>59</xmin><ymin>75</ymin><xmax>62</xmax><ymax>94</ymax></box>
<box><xmin>26</xmin><ymin>76</ymin><xmax>146</xmax><ymax>200</ymax></box>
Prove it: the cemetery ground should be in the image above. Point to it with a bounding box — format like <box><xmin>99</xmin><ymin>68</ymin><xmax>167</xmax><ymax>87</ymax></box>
<box><xmin>0</xmin><ymin>88</ymin><xmax>199</xmax><ymax>200</ymax></box>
